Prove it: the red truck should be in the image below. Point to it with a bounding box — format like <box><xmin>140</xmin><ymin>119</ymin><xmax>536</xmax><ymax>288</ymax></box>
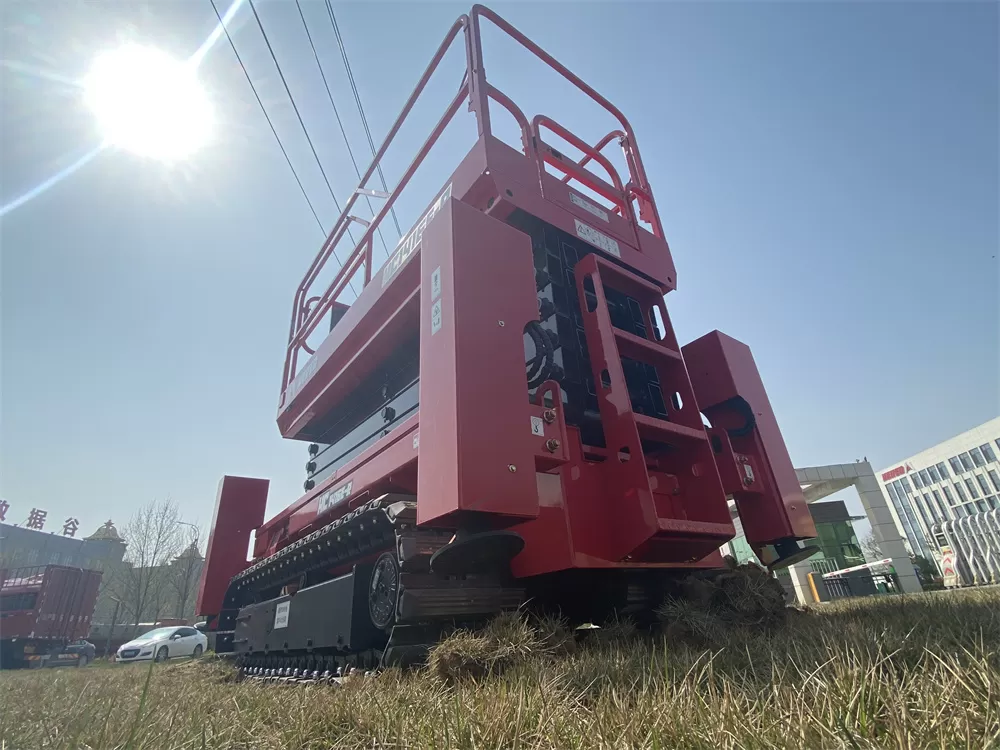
<box><xmin>0</xmin><ymin>565</ymin><xmax>102</xmax><ymax>669</ymax></box>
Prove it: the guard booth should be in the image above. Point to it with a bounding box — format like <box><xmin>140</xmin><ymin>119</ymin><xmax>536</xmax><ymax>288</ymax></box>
<box><xmin>807</xmin><ymin>559</ymin><xmax>902</xmax><ymax>602</ymax></box>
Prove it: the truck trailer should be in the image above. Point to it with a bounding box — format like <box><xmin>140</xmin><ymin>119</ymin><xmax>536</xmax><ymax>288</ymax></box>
<box><xmin>196</xmin><ymin>4</ymin><xmax>817</xmax><ymax>678</ymax></box>
<box><xmin>0</xmin><ymin>565</ymin><xmax>102</xmax><ymax>669</ymax></box>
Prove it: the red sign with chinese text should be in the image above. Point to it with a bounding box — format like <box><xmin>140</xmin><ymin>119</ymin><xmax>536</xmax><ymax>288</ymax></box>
<box><xmin>881</xmin><ymin>463</ymin><xmax>914</xmax><ymax>483</ymax></box>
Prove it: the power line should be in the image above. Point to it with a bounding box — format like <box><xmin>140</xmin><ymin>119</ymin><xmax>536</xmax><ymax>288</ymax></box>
<box><xmin>293</xmin><ymin>0</ymin><xmax>390</xmax><ymax>262</ymax></box>
<box><xmin>244</xmin><ymin>0</ymin><xmax>359</xmax><ymax>298</ymax></box>
<box><xmin>208</xmin><ymin>0</ymin><xmax>325</xmax><ymax>235</ymax></box>
<box><xmin>325</xmin><ymin>1</ymin><xmax>402</xmax><ymax>237</ymax></box>
<box><xmin>246</xmin><ymin>0</ymin><xmax>345</xmax><ymax>220</ymax></box>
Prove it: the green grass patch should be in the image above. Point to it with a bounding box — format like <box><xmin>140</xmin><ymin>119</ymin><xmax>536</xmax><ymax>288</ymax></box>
<box><xmin>1</xmin><ymin>588</ymin><xmax>998</xmax><ymax>749</ymax></box>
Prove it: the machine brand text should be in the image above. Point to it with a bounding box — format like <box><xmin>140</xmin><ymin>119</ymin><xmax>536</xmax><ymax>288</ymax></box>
<box><xmin>381</xmin><ymin>183</ymin><xmax>454</xmax><ymax>287</ymax></box>
<box><xmin>317</xmin><ymin>480</ymin><xmax>354</xmax><ymax>516</ymax></box>
<box><xmin>286</xmin><ymin>356</ymin><xmax>319</xmax><ymax>402</ymax></box>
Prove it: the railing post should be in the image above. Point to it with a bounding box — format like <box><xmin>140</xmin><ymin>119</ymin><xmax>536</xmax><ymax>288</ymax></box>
<box><xmin>364</xmin><ymin>240</ymin><xmax>373</xmax><ymax>287</ymax></box>
<box><xmin>465</xmin><ymin>8</ymin><xmax>492</xmax><ymax>138</ymax></box>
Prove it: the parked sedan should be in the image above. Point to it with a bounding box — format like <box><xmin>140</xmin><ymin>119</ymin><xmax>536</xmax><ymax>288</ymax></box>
<box><xmin>64</xmin><ymin>639</ymin><xmax>97</xmax><ymax>667</ymax></box>
<box><xmin>116</xmin><ymin>626</ymin><xmax>207</xmax><ymax>663</ymax></box>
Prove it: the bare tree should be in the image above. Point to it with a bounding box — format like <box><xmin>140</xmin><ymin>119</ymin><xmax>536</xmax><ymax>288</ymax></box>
<box><xmin>167</xmin><ymin>525</ymin><xmax>204</xmax><ymax>619</ymax></box>
<box><xmin>861</xmin><ymin>532</ymin><xmax>883</xmax><ymax>562</ymax></box>
<box><xmin>108</xmin><ymin>498</ymin><xmax>184</xmax><ymax>633</ymax></box>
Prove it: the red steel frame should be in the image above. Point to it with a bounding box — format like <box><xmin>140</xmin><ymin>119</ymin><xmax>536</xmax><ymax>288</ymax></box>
<box><xmin>198</xmin><ymin>5</ymin><xmax>814</xmax><ymax>618</ymax></box>
<box><xmin>278</xmin><ymin>5</ymin><xmax>671</xmax><ymax>419</ymax></box>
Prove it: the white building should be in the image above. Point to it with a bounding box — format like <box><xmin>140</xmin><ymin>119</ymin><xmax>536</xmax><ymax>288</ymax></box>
<box><xmin>877</xmin><ymin>417</ymin><xmax>1000</xmax><ymax>584</ymax></box>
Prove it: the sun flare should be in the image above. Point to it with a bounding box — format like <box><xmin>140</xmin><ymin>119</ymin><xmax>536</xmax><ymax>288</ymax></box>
<box><xmin>83</xmin><ymin>44</ymin><xmax>212</xmax><ymax>161</ymax></box>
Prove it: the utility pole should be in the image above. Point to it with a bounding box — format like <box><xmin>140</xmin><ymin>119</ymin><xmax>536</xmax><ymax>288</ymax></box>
<box><xmin>105</xmin><ymin>598</ymin><xmax>121</xmax><ymax>659</ymax></box>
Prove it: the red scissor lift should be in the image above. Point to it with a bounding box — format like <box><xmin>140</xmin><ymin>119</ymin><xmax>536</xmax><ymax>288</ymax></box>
<box><xmin>197</xmin><ymin>5</ymin><xmax>817</xmax><ymax>674</ymax></box>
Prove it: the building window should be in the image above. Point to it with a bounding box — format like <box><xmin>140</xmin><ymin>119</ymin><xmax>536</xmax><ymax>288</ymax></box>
<box><xmin>977</xmin><ymin>474</ymin><xmax>991</xmax><ymax>496</ymax></box>
<box><xmin>931</xmin><ymin>490</ymin><xmax>948</xmax><ymax>519</ymax></box>
<box><xmin>955</xmin><ymin>482</ymin><xmax>968</xmax><ymax>501</ymax></box>
<box><xmin>937</xmin><ymin>462</ymin><xmax>950</xmax><ymax>479</ymax></box>
<box><xmin>960</xmin><ymin>452</ymin><xmax>974</xmax><ymax>471</ymax></box>
<box><xmin>987</xmin><ymin>496</ymin><xmax>999</xmax><ymax>510</ymax></box>
<box><xmin>928</xmin><ymin>465</ymin><xmax>941</xmax><ymax>483</ymax></box>
<box><xmin>913</xmin><ymin>499</ymin><xmax>934</xmax><ymax>534</ymax></box>
<box><xmin>982</xmin><ymin>443</ymin><xmax>997</xmax><ymax>463</ymax></box>
<box><xmin>976</xmin><ymin>499</ymin><xmax>989</xmax><ymax>513</ymax></box>
<box><xmin>949</xmin><ymin>457</ymin><xmax>963</xmax><ymax>475</ymax></box>
<box><xmin>912</xmin><ymin>472</ymin><xmax>924</xmax><ymax>489</ymax></box>
<box><xmin>919</xmin><ymin>469</ymin><xmax>932</xmax><ymax>487</ymax></box>
<box><xmin>970</xmin><ymin>447</ymin><xmax>986</xmax><ymax>467</ymax></box>
<box><xmin>923</xmin><ymin>494</ymin><xmax>939</xmax><ymax>522</ymax></box>
<box><xmin>900</xmin><ymin>477</ymin><xmax>912</xmax><ymax>492</ymax></box>
<box><xmin>955</xmin><ymin>503</ymin><xmax>967</xmax><ymax>517</ymax></box>
<box><xmin>942</xmin><ymin>485</ymin><xmax>955</xmax><ymax>503</ymax></box>
<box><xmin>965</xmin><ymin>478</ymin><xmax>980</xmax><ymax>499</ymax></box>
<box><xmin>887</xmin><ymin>481</ymin><xmax>928</xmax><ymax>552</ymax></box>
<box><xmin>989</xmin><ymin>469</ymin><xmax>1000</xmax><ymax>493</ymax></box>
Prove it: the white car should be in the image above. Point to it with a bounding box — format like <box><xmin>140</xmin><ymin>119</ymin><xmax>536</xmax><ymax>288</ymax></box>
<box><xmin>116</xmin><ymin>626</ymin><xmax>207</xmax><ymax>663</ymax></box>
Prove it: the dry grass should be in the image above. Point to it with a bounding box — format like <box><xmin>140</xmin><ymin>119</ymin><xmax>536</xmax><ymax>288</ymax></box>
<box><xmin>2</xmin><ymin>588</ymin><xmax>999</xmax><ymax>749</ymax></box>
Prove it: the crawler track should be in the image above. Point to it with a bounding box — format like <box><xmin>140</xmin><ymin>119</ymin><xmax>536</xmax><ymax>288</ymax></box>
<box><xmin>217</xmin><ymin>495</ymin><xmax>523</xmax><ymax>678</ymax></box>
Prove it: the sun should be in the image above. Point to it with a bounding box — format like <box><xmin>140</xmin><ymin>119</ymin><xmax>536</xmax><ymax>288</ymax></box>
<box><xmin>83</xmin><ymin>44</ymin><xmax>212</xmax><ymax>161</ymax></box>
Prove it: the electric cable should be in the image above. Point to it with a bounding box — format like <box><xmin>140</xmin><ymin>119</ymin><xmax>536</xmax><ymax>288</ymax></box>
<box><xmin>244</xmin><ymin>0</ymin><xmax>359</xmax><ymax>298</ymax></box>
<box><xmin>525</xmin><ymin>321</ymin><xmax>555</xmax><ymax>389</ymax></box>
<box><xmin>247</xmin><ymin>0</ymin><xmax>347</xmax><ymax>220</ymax></box>
<box><xmin>208</xmin><ymin>0</ymin><xmax>325</xmax><ymax>235</ymax></box>
<box><xmin>325</xmin><ymin>1</ymin><xmax>402</xmax><ymax>237</ymax></box>
<box><xmin>293</xmin><ymin>0</ymin><xmax>391</xmax><ymax>261</ymax></box>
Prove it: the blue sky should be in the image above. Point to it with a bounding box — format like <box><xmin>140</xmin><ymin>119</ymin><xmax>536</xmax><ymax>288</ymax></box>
<box><xmin>1</xmin><ymin>1</ymin><xmax>997</xmax><ymax>542</ymax></box>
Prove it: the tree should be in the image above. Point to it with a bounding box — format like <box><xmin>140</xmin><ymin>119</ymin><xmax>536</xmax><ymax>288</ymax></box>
<box><xmin>167</xmin><ymin>526</ymin><xmax>204</xmax><ymax>619</ymax></box>
<box><xmin>910</xmin><ymin>554</ymin><xmax>940</xmax><ymax>587</ymax></box>
<box><xmin>107</xmin><ymin>498</ymin><xmax>184</xmax><ymax>634</ymax></box>
<box><xmin>860</xmin><ymin>532</ymin><xmax>882</xmax><ymax>562</ymax></box>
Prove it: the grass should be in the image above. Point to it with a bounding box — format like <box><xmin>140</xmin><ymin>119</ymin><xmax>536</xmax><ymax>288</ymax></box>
<box><xmin>1</xmin><ymin>588</ymin><xmax>998</xmax><ymax>749</ymax></box>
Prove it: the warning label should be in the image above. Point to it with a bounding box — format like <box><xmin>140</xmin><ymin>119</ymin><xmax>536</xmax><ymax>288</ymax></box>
<box><xmin>273</xmin><ymin>601</ymin><xmax>290</xmax><ymax>629</ymax></box>
<box><xmin>574</xmin><ymin>219</ymin><xmax>621</xmax><ymax>258</ymax></box>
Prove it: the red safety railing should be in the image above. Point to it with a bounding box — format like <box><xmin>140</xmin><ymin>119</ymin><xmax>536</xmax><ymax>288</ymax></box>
<box><xmin>282</xmin><ymin>4</ymin><xmax>664</xmax><ymax>394</ymax></box>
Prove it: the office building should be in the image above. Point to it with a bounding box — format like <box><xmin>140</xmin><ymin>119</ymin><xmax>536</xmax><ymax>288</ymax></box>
<box><xmin>877</xmin><ymin>417</ymin><xmax>1000</xmax><ymax>584</ymax></box>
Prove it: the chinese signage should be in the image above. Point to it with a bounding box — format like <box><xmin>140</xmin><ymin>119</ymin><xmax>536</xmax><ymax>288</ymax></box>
<box><xmin>26</xmin><ymin>509</ymin><xmax>47</xmax><ymax>530</ymax></box>
<box><xmin>881</xmin><ymin>463</ymin><xmax>913</xmax><ymax>482</ymax></box>
<box><xmin>0</xmin><ymin>502</ymin><xmax>81</xmax><ymax>537</ymax></box>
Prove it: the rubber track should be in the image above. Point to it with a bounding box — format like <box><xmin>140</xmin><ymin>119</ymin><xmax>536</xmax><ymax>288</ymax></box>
<box><xmin>230</xmin><ymin>495</ymin><xmax>400</xmax><ymax>601</ymax></box>
<box><xmin>226</xmin><ymin>494</ymin><xmax>523</xmax><ymax>676</ymax></box>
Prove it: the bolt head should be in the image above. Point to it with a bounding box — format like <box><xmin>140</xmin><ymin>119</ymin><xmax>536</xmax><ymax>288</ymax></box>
<box><xmin>508</xmin><ymin>464</ymin><xmax>517</xmax><ymax>472</ymax></box>
<box><xmin>498</xmin><ymin>320</ymin><xmax>505</xmax><ymax>327</ymax></box>
<box><xmin>542</xmin><ymin>409</ymin><xmax>557</xmax><ymax>424</ymax></box>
